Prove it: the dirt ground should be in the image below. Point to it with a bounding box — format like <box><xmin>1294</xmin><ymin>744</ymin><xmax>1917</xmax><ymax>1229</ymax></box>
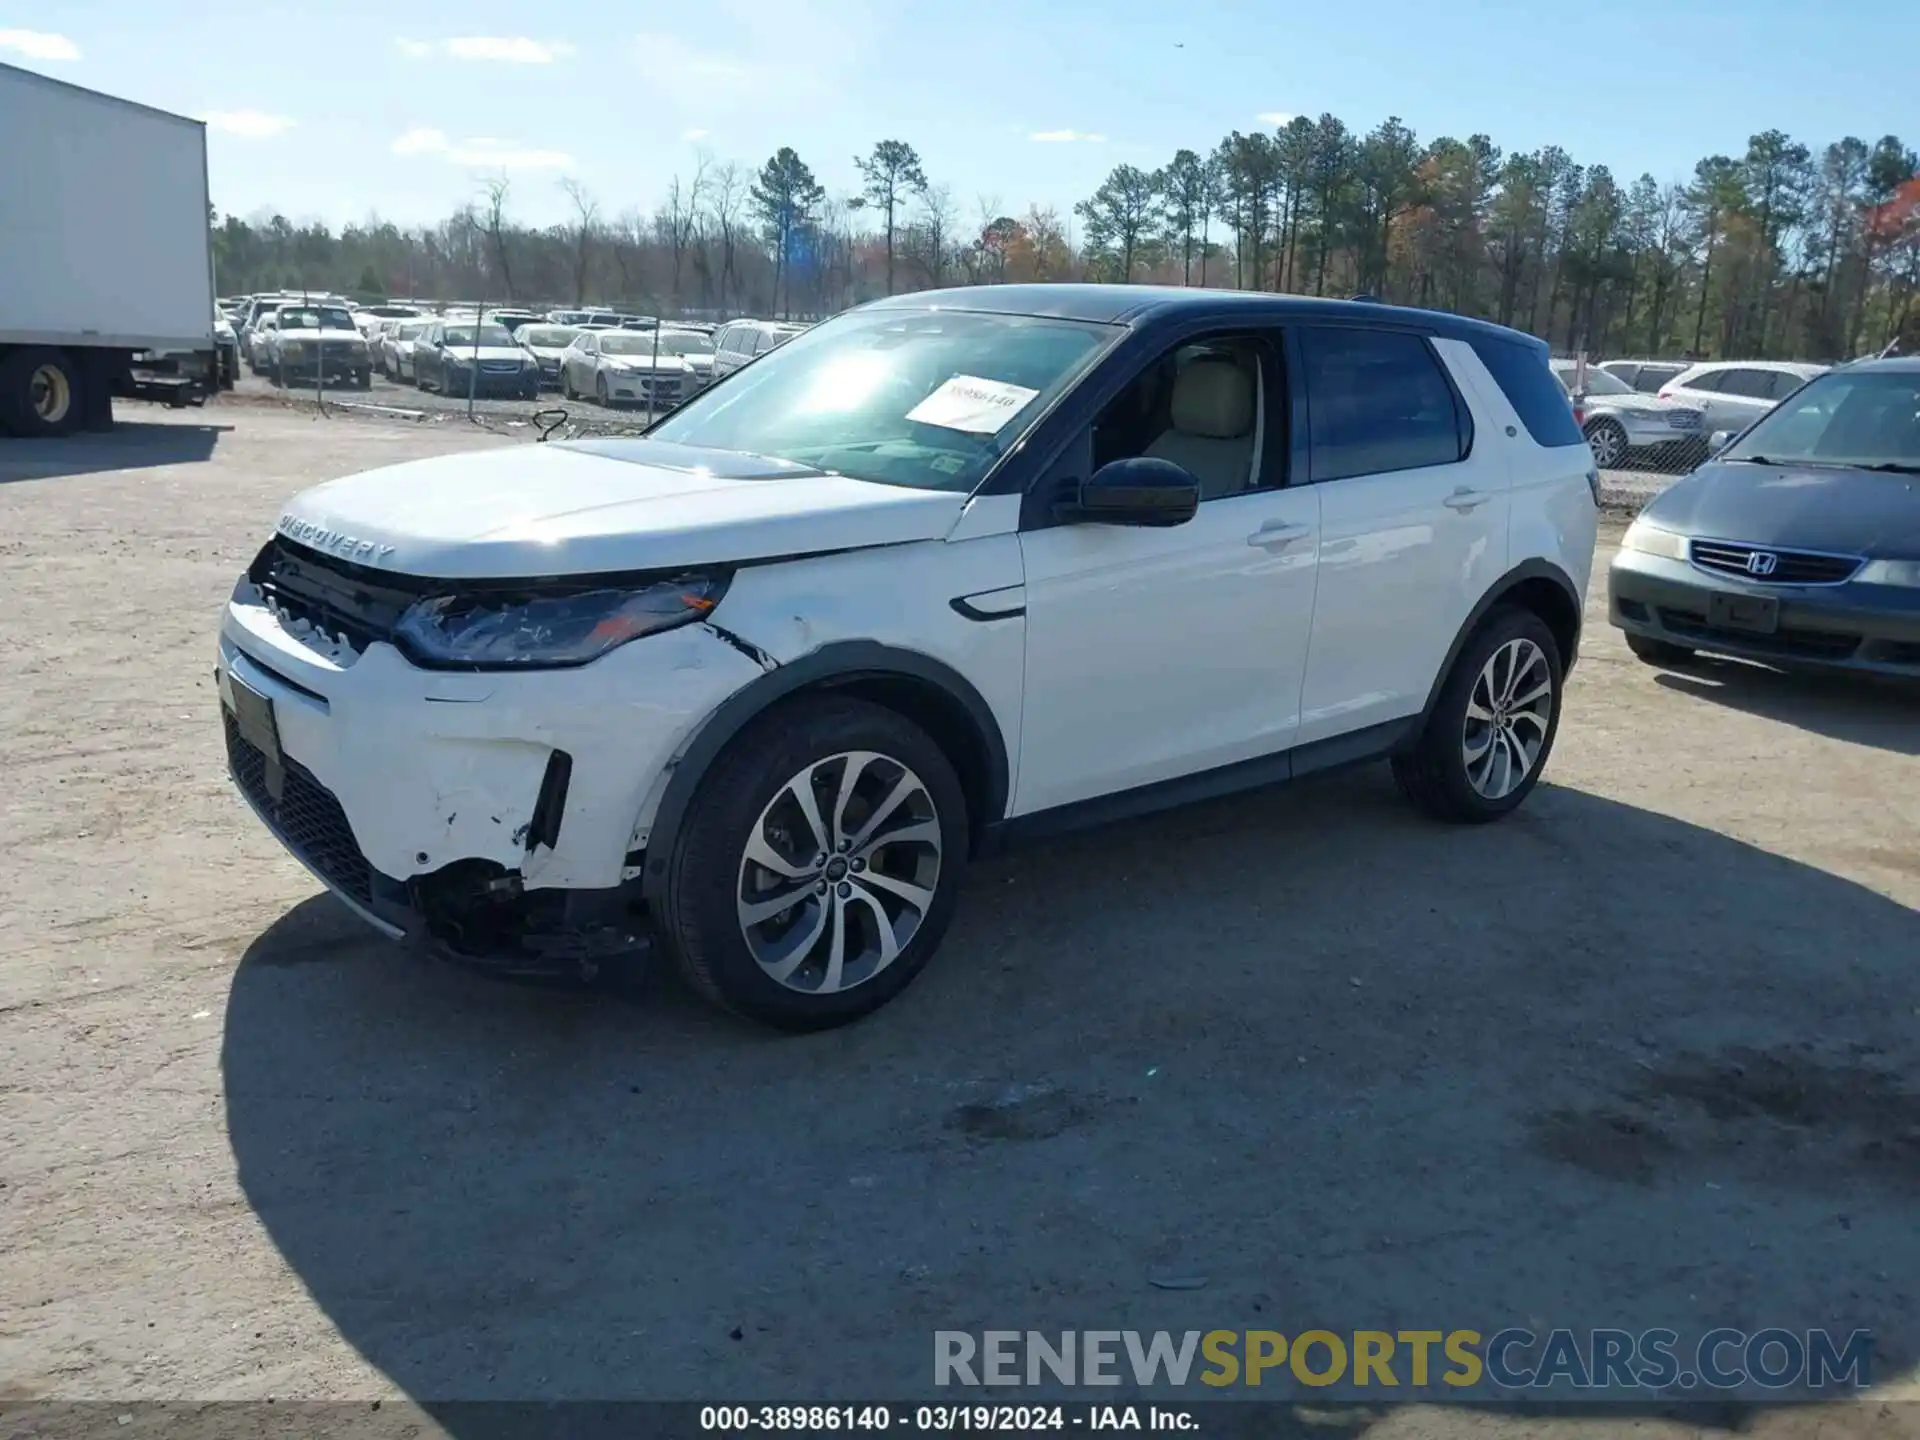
<box><xmin>2</xmin><ymin>402</ymin><xmax>1917</xmax><ymax>1437</ymax></box>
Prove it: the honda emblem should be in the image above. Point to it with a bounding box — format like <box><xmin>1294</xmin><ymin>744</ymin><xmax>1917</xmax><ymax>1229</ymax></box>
<box><xmin>1745</xmin><ymin>550</ymin><xmax>1779</xmax><ymax>577</ymax></box>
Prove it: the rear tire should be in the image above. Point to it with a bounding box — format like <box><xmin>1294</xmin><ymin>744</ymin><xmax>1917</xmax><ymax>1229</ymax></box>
<box><xmin>1392</xmin><ymin>606</ymin><xmax>1564</xmax><ymax>825</ymax></box>
<box><xmin>0</xmin><ymin>347</ymin><xmax>84</xmax><ymax>438</ymax></box>
<box><xmin>1625</xmin><ymin>633</ymin><xmax>1693</xmax><ymax>666</ymax></box>
<box><xmin>660</xmin><ymin>697</ymin><xmax>970</xmax><ymax>1032</ymax></box>
<box><xmin>595</xmin><ymin>374</ymin><xmax>610</xmax><ymax>407</ymax></box>
<box><xmin>1585</xmin><ymin>418</ymin><xmax>1629</xmax><ymax>470</ymax></box>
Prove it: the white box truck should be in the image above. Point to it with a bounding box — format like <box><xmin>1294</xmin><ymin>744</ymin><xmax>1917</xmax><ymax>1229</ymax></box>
<box><xmin>0</xmin><ymin>61</ymin><xmax>216</xmax><ymax>438</ymax></box>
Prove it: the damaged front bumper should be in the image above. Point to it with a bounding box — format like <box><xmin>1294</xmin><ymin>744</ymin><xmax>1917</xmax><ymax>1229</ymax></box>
<box><xmin>216</xmin><ymin>594</ymin><xmax>767</xmax><ymax>975</ymax></box>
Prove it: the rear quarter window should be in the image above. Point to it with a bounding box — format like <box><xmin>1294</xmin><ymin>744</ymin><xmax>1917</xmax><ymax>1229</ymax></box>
<box><xmin>1469</xmin><ymin>337</ymin><xmax>1586</xmax><ymax>447</ymax></box>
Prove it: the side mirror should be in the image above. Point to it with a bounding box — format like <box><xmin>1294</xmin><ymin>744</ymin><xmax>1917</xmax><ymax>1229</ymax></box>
<box><xmin>1069</xmin><ymin>457</ymin><xmax>1200</xmax><ymax>528</ymax></box>
<box><xmin>1706</xmin><ymin>430</ymin><xmax>1733</xmax><ymax>457</ymax></box>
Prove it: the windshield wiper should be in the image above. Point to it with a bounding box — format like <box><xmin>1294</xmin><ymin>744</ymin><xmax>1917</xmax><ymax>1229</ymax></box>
<box><xmin>1726</xmin><ymin>454</ymin><xmax>1779</xmax><ymax>465</ymax></box>
<box><xmin>1860</xmin><ymin>461</ymin><xmax>1920</xmax><ymax>474</ymax></box>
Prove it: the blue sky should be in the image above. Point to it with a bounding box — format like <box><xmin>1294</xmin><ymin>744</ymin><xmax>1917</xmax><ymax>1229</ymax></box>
<box><xmin>7</xmin><ymin>0</ymin><xmax>1917</xmax><ymax>230</ymax></box>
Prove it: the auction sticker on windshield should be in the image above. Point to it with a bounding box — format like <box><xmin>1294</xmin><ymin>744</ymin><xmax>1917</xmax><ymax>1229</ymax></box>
<box><xmin>906</xmin><ymin>375</ymin><xmax>1040</xmax><ymax>434</ymax></box>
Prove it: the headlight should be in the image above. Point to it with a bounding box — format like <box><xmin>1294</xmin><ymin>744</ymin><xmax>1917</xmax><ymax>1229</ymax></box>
<box><xmin>394</xmin><ymin>576</ymin><xmax>728</xmax><ymax>668</ymax></box>
<box><xmin>281</xmin><ymin>340</ymin><xmax>306</xmax><ymax>356</ymax></box>
<box><xmin>1620</xmin><ymin>519</ymin><xmax>1686</xmax><ymax>560</ymax></box>
<box><xmin>1858</xmin><ymin>558</ymin><xmax>1920</xmax><ymax>588</ymax></box>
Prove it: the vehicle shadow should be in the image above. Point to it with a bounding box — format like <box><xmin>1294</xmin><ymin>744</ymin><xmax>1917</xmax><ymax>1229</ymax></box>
<box><xmin>222</xmin><ymin>775</ymin><xmax>1920</xmax><ymax>1426</ymax></box>
<box><xmin>1654</xmin><ymin>658</ymin><xmax>1920</xmax><ymax>756</ymax></box>
<box><xmin>0</xmin><ymin>419</ymin><xmax>228</xmax><ymax>484</ymax></box>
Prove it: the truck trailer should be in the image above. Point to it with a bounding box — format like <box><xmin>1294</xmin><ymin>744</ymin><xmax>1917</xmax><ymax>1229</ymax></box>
<box><xmin>0</xmin><ymin>61</ymin><xmax>216</xmax><ymax>438</ymax></box>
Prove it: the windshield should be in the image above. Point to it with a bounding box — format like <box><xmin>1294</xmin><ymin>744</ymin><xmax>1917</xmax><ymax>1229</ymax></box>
<box><xmin>1723</xmin><ymin>369</ymin><xmax>1920</xmax><ymax>470</ymax></box>
<box><xmin>522</xmin><ymin>327</ymin><xmax>579</xmax><ymax>347</ymax></box>
<box><xmin>652</xmin><ymin>331</ymin><xmax>715</xmax><ymax>356</ymax></box>
<box><xmin>278</xmin><ymin>306</ymin><xmax>356</xmax><ymax>331</ymax></box>
<box><xmin>1554</xmin><ymin>364</ymin><xmax>1634</xmax><ymax>396</ymax></box>
<box><xmin>442</xmin><ymin>325</ymin><xmax>517</xmax><ymax>348</ymax></box>
<box><xmin>647</xmin><ymin>308</ymin><xmax>1117</xmax><ymax>492</ymax></box>
<box><xmin>600</xmin><ymin>333</ymin><xmax>671</xmax><ymax>356</ymax></box>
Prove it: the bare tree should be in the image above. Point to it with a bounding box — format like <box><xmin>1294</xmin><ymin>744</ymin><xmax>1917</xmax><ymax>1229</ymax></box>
<box><xmin>558</xmin><ymin>177</ymin><xmax>600</xmax><ymax>307</ymax></box>
<box><xmin>912</xmin><ymin>181</ymin><xmax>957</xmax><ymax>286</ymax></box>
<box><xmin>708</xmin><ymin>163</ymin><xmax>745</xmax><ymax>315</ymax></box>
<box><xmin>661</xmin><ymin>155</ymin><xmax>711</xmax><ymax>312</ymax></box>
<box><xmin>480</xmin><ymin>176</ymin><xmax>515</xmax><ymax>300</ymax></box>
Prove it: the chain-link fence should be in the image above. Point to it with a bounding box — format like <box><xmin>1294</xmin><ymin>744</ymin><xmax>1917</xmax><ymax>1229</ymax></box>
<box><xmin>1552</xmin><ymin>351</ymin><xmax>1720</xmax><ymax>478</ymax></box>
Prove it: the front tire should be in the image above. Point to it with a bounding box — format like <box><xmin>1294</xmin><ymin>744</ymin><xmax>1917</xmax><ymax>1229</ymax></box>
<box><xmin>1625</xmin><ymin>632</ymin><xmax>1693</xmax><ymax>666</ymax></box>
<box><xmin>1392</xmin><ymin>606</ymin><xmax>1564</xmax><ymax>824</ymax></box>
<box><xmin>0</xmin><ymin>347</ymin><xmax>83</xmax><ymax>437</ymax></box>
<box><xmin>595</xmin><ymin>374</ymin><xmax>610</xmax><ymax>407</ymax></box>
<box><xmin>660</xmin><ymin>697</ymin><xmax>970</xmax><ymax>1031</ymax></box>
<box><xmin>1586</xmin><ymin>418</ymin><xmax>1629</xmax><ymax>470</ymax></box>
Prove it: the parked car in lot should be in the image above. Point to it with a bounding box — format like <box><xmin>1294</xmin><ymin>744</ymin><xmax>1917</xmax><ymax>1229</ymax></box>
<box><xmin>516</xmin><ymin>325</ymin><xmax>582</xmax><ymax>389</ymax></box>
<box><xmin>354</xmin><ymin>304</ymin><xmax>427</xmax><ymax>336</ymax></box>
<box><xmin>262</xmin><ymin>302</ymin><xmax>373</xmax><ymax>389</ymax></box>
<box><xmin>558</xmin><ymin>328</ymin><xmax>690</xmax><ymax>409</ymax></box>
<box><xmin>1599</xmin><ymin>358</ymin><xmax>1691</xmax><ymax>394</ymax></box>
<box><xmin>1658</xmin><ymin>360</ymin><xmax>1829</xmax><ymax>436</ymax></box>
<box><xmin>380</xmin><ymin>319</ymin><xmax>431</xmax><ymax>382</ymax></box>
<box><xmin>413</xmin><ymin>319</ymin><xmax>541</xmax><ymax>398</ymax></box>
<box><xmin>213</xmin><ymin>309</ymin><xmax>239</xmax><ymax>389</ymax></box>
<box><xmin>712</xmin><ymin>319</ymin><xmax>805</xmax><ymax>379</ymax></box>
<box><xmin>216</xmin><ymin>285</ymin><xmax>1598</xmax><ymax>1029</ymax></box>
<box><xmin>648</xmin><ymin>326</ymin><xmax>718</xmax><ymax>391</ymax></box>
<box><xmin>1610</xmin><ymin>356</ymin><xmax>1920</xmax><ymax>676</ymax></box>
<box><xmin>486</xmin><ymin>310</ymin><xmax>541</xmax><ymax>337</ymax></box>
<box><xmin>1551</xmin><ymin>359</ymin><xmax>1704</xmax><ymax>469</ymax></box>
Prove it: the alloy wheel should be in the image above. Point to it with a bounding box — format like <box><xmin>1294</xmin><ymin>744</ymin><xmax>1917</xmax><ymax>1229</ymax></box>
<box><xmin>735</xmin><ymin>750</ymin><xmax>942</xmax><ymax>995</ymax></box>
<box><xmin>1587</xmin><ymin>421</ymin><xmax>1626</xmax><ymax>468</ymax></box>
<box><xmin>1462</xmin><ymin>638</ymin><xmax>1554</xmax><ymax>800</ymax></box>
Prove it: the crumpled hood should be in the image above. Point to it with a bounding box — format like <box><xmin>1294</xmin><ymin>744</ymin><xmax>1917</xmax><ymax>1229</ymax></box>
<box><xmin>275</xmin><ymin>437</ymin><xmax>967</xmax><ymax>579</ymax></box>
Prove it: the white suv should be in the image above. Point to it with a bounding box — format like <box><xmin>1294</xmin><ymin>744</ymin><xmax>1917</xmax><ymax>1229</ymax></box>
<box><xmin>217</xmin><ymin>287</ymin><xmax>1598</xmax><ymax>1030</ymax></box>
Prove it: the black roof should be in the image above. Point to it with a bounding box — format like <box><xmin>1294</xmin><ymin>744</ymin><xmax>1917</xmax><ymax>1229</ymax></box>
<box><xmin>865</xmin><ymin>283</ymin><xmax>1541</xmax><ymax>347</ymax></box>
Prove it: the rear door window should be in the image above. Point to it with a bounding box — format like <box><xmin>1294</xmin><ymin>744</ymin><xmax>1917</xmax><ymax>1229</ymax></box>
<box><xmin>1304</xmin><ymin>327</ymin><xmax>1471</xmax><ymax>481</ymax></box>
<box><xmin>1470</xmin><ymin>336</ymin><xmax>1585</xmax><ymax>447</ymax></box>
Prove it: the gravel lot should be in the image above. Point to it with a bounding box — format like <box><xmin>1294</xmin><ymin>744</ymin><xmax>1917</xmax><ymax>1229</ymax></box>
<box><xmin>2</xmin><ymin>402</ymin><xmax>1917</xmax><ymax>1436</ymax></box>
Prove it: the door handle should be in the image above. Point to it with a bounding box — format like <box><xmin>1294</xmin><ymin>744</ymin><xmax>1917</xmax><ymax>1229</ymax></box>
<box><xmin>1443</xmin><ymin>487</ymin><xmax>1491</xmax><ymax>512</ymax></box>
<box><xmin>1247</xmin><ymin>521</ymin><xmax>1310</xmax><ymax>550</ymax></box>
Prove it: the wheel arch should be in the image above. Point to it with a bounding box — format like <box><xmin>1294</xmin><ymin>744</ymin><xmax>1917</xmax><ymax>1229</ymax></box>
<box><xmin>639</xmin><ymin>640</ymin><xmax>1012</xmax><ymax>906</ymax></box>
<box><xmin>1416</xmin><ymin>559</ymin><xmax>1585</xmax><ymax>729</ymax></box>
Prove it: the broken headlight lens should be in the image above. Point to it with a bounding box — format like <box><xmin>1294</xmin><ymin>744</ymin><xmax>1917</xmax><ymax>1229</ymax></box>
<box><xmin>394</xmin><ymin>575</ymin><xmax>727</xmax><ymax>669</ymax></box>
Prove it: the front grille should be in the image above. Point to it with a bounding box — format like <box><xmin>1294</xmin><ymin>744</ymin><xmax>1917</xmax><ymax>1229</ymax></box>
<box><xmin>224</xmin><ymin>710</ymin><xmax>373</xmax><ymax>903</ymax></box>
<box><xmin>1689</xmin><ymin>540</ymin><xmax>1862</xmax><ymax>586</ymax></box>
<box><xmin>1666</xmin><ymin>410</ymin><xmax>1702</xmax><ymax>430</ymax></box>
<box><xmin>480</xmin><ymin>360</ymin><xmax>522</xmax><ymax>373</ymax></box>
<box><xmin>1656</xmin><ymin>607</ymin><xmax>1862</xmax><ymax>661</ymax></box>
<box><xmin>250</xmin><ymin>538</ymin><xmax>429</xmax><ymax>652</ymax></box>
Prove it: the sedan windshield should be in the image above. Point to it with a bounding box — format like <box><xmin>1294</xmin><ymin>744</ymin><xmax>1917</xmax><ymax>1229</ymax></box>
<box><xmin>279</xmin><ymin>306</ymin><xmax>356</xmax><ymax>331</ymax></box>
<box><xmin>1554</xmin><ymin>364</ymin><xmax>1634</xmax><ymax>396</ymax></box>
<box><xmin>442</xmin><ymin>325</ymin><xmax>517</xmax><ymax>348</ymax></box>
<box><xmin>651</xmin><ymin>331</ymin><xmax>715</xmax><ymax>356</ymax></box>
<box><xmin>647</xmin><ymin>309</ymin><xmax>1117</xmax><ymax>492</ymax></box>
<box><xmin>1724</xmin><ymin>369</ymin><xmax>1920</xmax><ymax>470</ymax></box>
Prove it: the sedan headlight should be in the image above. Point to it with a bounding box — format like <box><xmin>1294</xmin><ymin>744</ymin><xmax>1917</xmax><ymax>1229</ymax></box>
<box><xmin>1620</xmin><ymin>519</ymin><xmax>1687</xmax><ymax>560</ymax></box>
<box><xmin>1858</xmin><ymin>558</ymin><xmax>1920</xmax><ymax>588</ymax></box>
<box><xmin>394</xmin><ymin>576</ymin><xmax>728</xmax><ymax>668</ymax></box>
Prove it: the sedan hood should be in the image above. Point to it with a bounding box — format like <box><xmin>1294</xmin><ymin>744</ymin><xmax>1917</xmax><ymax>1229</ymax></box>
<box><xmin>282</xmin><ymin>328</ymin><xmax>365</xmax><ymax>345</ymax></box>
<box><xmin>1587</xmin><ymin>392</ymin><xmax>1687</xmax><ymax>416</ymax></box>
<box><xmin>441</xmin><ymin>345</ymin><xmax>528</xmax><ymax>364</ymax></box>
<box><xmin>1642</xmin><ymin>460</ymin><xmax>1920</xmax><ymax>556</ymax></box>
<box><xmin>275</xmin><ymin>437</ymin><xmax>967</xmax><ymax>579</ymax></box>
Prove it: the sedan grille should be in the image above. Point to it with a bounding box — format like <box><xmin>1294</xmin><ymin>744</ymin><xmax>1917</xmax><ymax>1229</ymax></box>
<box><xmin>1665</xmin><ymin>409</ymin><xmax>1702</xmax><ymax>430</ymax></box>
<box><xmin>1688</xmin><ymin>540</ymin><xmax>1863</xmax><ymax>586</ymax></box>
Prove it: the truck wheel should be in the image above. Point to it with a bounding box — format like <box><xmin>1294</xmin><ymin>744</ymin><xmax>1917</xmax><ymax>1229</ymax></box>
<box><xmin>0</xmin><ymin>348</ymin><xmax>83</xmax><ymax>438</ymax></box>
<box><xmin>660</xmin><ymin>697</ymin><xmax>970</xmax><ymax>1031</ymax></box>
<box><xmin>356</xmin><ymin>369</ymin><xmax>372</xmax><ymax>391</ymax></box>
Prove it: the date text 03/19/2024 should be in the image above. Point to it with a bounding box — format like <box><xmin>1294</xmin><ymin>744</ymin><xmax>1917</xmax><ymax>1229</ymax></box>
<box><xmin>699</xmin><ymin>1404</ymin><xmax>1197</xmax><ymax>1431</ymax></box>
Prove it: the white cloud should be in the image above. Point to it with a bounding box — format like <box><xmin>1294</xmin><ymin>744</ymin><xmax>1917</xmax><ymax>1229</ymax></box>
<box><xmin>0</xmin><ymin>28</ymin><xmax>80</xmax><ymax>61</ymax></box>
<box><xmin>395</xmin><ymin>36</ymin><xmax>574</xmax><ymax>63</ymax></box>
<box><xmin>1257</xmin><ymin>111</ymin><xmax>1297</xmax><ymax>126</ymax></box>
<box><xmin>1030</xmin><ymin>129</ymin><xmax>1106</xmax><ymax>144</ymax></box>
<box><xmin>204</xmin><ymin>110</ymin><xmax>294</xmax><ymax>138</ymax></box>
<box><xmin>390</xmin><ymin>126</ymin><xmax>574</xmax><ymax>170</ymax></box>
<box><xmin>681</xmin><ymin>128</ymin><xmax>709</xmax><ymax>142</ymax></box>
